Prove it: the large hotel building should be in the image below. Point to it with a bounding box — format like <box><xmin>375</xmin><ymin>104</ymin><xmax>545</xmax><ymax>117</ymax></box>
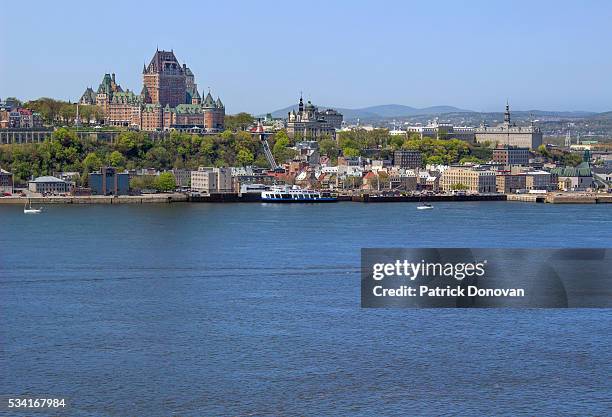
<box><xmin>80</xmin><ymin>49</ymin><xmax>224</xmax><ymax>132</ymax></box>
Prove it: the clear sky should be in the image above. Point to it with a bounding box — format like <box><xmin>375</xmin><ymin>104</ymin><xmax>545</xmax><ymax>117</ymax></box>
<box><xmin>1</xmin><ymin>0</ymin><xmax>611</xmax><ymax>114</ymax></box>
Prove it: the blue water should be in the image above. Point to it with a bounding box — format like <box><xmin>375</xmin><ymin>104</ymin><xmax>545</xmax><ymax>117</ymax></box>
<box><xmin>1</xmin><ymin>202</ymin><xmax>611</xmax><ymax>416</ymax></box>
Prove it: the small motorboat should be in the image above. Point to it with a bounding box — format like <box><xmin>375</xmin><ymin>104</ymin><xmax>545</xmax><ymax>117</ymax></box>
<box><xmin>417</xmin><ymin>203</ymin><xmax>433</xmax><ymax>210</ymax></box>
<box><xmin>24</xmin><ymin>200</ymin><xmax>43</xmax><ymax>214</ymax></box>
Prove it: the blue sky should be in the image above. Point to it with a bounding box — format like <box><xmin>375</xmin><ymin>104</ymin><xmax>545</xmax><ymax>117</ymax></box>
<box><xmin>1</xmin><ymin>0</ymin><xmax>611</xmax><ymax>114</ymax></box>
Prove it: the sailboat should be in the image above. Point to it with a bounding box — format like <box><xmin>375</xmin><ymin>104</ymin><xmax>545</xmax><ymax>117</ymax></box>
<box><xmin>24</xmin><ymin>200</ymin><xmax>42</xmax><ymax>214</ymax></box>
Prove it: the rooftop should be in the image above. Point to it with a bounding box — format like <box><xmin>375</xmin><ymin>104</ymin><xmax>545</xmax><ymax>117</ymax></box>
<box><xmin>30</xmin><ymin>176</ymin><xmax>66</xmax><ymax>183</ymax></box>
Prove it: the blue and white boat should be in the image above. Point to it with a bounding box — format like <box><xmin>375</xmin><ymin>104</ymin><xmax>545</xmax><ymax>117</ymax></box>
<box><xmin>261</xmin><ymin>185</ymin><xmax>337</xmax><ymax>203</ymax></box>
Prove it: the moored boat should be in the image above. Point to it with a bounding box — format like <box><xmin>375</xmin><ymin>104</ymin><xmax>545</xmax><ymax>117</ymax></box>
<box><xmin>261</xmin><ymin>185</ymin><xmax>337</xmax><ymax>203</ymax></box>
<box><xmin>24</xmin><ymin>200</ymin><xmax>43</xmax><ymax>214</ymax></box>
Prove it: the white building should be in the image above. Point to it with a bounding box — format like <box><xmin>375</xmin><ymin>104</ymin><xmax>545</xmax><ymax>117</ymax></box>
<box><xmin>191</xmin><ymin>167</ymin><xmax>233</xmax><ymax>194</ymax></box>
<box><xmin>406</xmin><ymin>120</ymin><xmax>475</xmax><ymax>142</ymax></box>
<box><xmin>28</xmin><ymin>176</ymin><xmax>72</xmax><ymax>194</ymax></box>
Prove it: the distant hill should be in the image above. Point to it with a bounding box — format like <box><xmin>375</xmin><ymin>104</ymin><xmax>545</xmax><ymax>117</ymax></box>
<box><xmin>588</xmin><ymin>111</ymin><xmax>612</xmax><ymax>120</ymax></box>
<box><xmin>267</xmin><ymin>104</ymin><xmax>472</xmax><ymax>120</ymax></box>
<box><xmin>352</xmin><ymin>104</ymin><xmax>472</xmax><ymax>118</ymax></box>
<box><xmin>514</xmin><ymin>110</ymin><xmax>599</xmax><ymax>118</ymax></box>
<box><xmin>265</xmin><ymin>104</ymin><xmax>606</xmax><ymax>122</ymax></box>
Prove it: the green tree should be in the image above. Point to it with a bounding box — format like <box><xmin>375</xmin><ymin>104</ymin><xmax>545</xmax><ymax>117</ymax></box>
<box><xmin>83</xmin><ymin>152</ymin><xmax>102</xmax><ymax>171</ymax></box>
<box><xmin>459</xmin><ymin>156</ymin><xmax>483</xmax><ymax>165</ymax></box>
<box><xmin>224</xmin><ymin>112</ymin><xmax>255</xmax><ymax>131</ymax></box>
<box><xmin>320</xmin><ymin>138</ymin><xmax>339</xmax><ymax>159</ymax></box>
<box><xmin>272</xmin><ymin>132</ymin><xmax>291</xmax><ymax>161</ymax></box>
<box><xmin>108</xmin><ymin>151</ymin><xmax>125</xmax><ymax>168</ymax></box>
<box><xmin>236</xmin><ymin>149</ymin><xmax>255</xmax><ymax>166</ymax></box>
<box><xmin>154</xmin><ymin>172</ymin><xmax>176</xmax><ymax>192</ymax></box>
<box><xmin>425</xmin><ymin>155</ymin><xmax>444</xmax><ymax>165</ymax></box>
<box><xmin>342</xmin><ymin>147</ymin><xmax>360</xmax><ymax>158</ymax></box>
<box><xmin>390</xmin><ymin>135</ymin><xmax>405</xmax><ymax>149</ymax></box>
<box><xmin>145</xmin><ymin>146</ymin><xmax>171</xmax><ymax>169</ymax></box>
<box><xmin>130</xmin><ymin>175</ymin><xmax>156</xmax><ymax>191</ymax></box>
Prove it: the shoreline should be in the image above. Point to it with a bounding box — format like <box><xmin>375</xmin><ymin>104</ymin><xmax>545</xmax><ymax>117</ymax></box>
<box><xmin>1</xmin><ymin>192</ymin><xmax>611</xmax><ymax>205</ymax></box>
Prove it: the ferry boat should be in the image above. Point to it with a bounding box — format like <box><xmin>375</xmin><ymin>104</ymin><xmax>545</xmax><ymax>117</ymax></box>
<box><xmin>261</xmin><ymin>185</ymin><xmax>337</xmax><ymax>203</ymax></box>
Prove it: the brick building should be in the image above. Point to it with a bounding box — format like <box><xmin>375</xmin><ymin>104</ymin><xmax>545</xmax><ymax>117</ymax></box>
<box><xmin>393</xmin><ymin>150</ymin><xmax>422</xmax><ymax>169</ymax></box>
<box><xmin>79</xmin><ymin>49</ymin><xmax>224</xmax><ymax>132</ymax></box>
<box><xmin>492</xmin><ymin>145</ymin><xmax>530</xmax><ymax>166</ymax></box>
<box><xmin>495</xmin><ymin>173</ymin><xmax>527</xmax><ymax>193</ymax></box>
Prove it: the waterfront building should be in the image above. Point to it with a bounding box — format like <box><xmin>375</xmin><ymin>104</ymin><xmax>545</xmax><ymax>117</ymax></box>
<box><xmin>171</xmin><ymin>168</ymin><xmax>191</xmax><ymax>189</ymax></box>
<box><xmin>416</xmin><ymin>170</ymin><xmax>441</xmax><ymax>191</ymax></box>
<box><xmin>88</xmin><ymin>167</ymin><xmax>130</xmax><ymax>196</ymax></box>
<box><xmin>393</xmin><ymin>150</ymin><xmax>422</xmax><ymax>169</ymax></box>
<box><xmin>474</xmin><ymin>103</ymin><xmax>543</xmax><ymax>149</ymax></box>
<box><xmin>550</xmin><ymin>163</ymin><xmax>594</xmax><ymax>191</ymax></box>
<box><xmin>525</xmin><ymin>170</ymin><xmax>556</xmax><ymax>191</ymax></box>
<box><xmin>388</xmin><ymin>171</ymin><xmax>418</xmax><ymax>191</ymax></box>
<box><xmin>232</xmin><ymin>166</ymin><xmax>278</xmax><ymax>192</ymax></box>
<box><xmin>440</xmin><ymin>167</ymin><xmax>497</xmax><ymax>193</ymax></box>
<box><xmin>0</xmin><ymin>168</ymin><xmax>13</xmax><ymax>193</ymax></box>
<box><xmin>191</xmin><ymin>167</ymin><xmax>233</xmax><ymax>194</ymax></box>
<box><xmin>28</xmin><ymin>176</ymin><xmax>72</xmax><ymax>194</ymax></box>
<box><xmin>286</xmin><ymin>96</ymin><xmax>341</xmax><ymax>139</ymax></box>
<box><xmin>492</xmin><ymin>145</ymin><xmax>530</xmax><ymax>166</ymax></box>
<box><xmin>495</xmin><ymin>173</ymin><xmax>527</xmax><ymax>193</ymax></box>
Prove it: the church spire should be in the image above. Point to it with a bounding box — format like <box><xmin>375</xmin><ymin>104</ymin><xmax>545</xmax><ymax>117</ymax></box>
<box><xmin>504</xmin><ymin>100</ymin><xmax>511</xmax><ymax>125</ymax></box>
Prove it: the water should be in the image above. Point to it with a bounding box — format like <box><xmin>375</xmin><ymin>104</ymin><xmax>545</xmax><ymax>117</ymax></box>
<box><xmin>1</xmin><ymin>202</ymin><xmax>611</xmax><ymax>416</ymax></box>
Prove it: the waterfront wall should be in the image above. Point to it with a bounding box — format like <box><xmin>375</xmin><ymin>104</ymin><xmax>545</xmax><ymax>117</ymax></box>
<box><xmin>1</xmin><ymin>192</ymin><xmax>609</xmax><ymax>205</ymax></box>
<box><xmin>355</xmin><ymin>194</ymin><xmax>507</xmax><ymax>203</ymax></box>
<box><xmin>0</xmin><ymin>194</ymin><xmax>187</xmax><ymax>204</ymax></box>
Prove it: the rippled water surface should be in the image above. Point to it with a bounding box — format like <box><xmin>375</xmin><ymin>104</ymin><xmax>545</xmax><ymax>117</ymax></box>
<box><xmin>1</xmin><ymin>202</ymin><xmax>611</xmax><ymax>416</ymax></box>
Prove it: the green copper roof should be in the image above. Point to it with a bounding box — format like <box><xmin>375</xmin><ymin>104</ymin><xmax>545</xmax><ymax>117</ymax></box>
<box><xmin>550</xmin><ymin>162</ymin><xmax>592</xmax><ymax>177</ymax></box>
<box><xmin>203</xmin><ymin>92</ymin><xmax>215</xmax><ymax>107</ymax></box>
<box><xmin>174</xmin><ymin>104</ymin><xmax>202</xmax><ymax>114</ymax></box>
<box><xmin>111</xmin><ymin>91</ymin><xmax>141</xmax><ymax>104</ymax></box>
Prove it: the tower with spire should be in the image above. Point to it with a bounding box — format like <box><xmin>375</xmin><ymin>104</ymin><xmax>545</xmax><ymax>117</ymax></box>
<box><xmin>503</xmin><ymin>101</ymin><xmax>512</xmax><ymax>126</ymax></box>
<box><xmin>474</xmin><ymin>101</ymin><xmax>542</xmax><ymax>149</ymax></box>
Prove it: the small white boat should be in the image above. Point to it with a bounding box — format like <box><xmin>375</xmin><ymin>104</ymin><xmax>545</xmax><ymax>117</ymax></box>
<box><xmin>417</xmin><ymin>203</ymin><xmax>433</xmax><ymax>210</ymax></box>
<box><xmin>24</xmin><ymin>201</ymin><xmax>43</xmax><ymax>214</ymax></box>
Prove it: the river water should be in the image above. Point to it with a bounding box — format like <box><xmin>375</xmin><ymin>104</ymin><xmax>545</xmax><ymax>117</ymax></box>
<box><xmin>1</xmin><ymin>202</ymin><xmax>611</xmax><ymax>416</ymax></box>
